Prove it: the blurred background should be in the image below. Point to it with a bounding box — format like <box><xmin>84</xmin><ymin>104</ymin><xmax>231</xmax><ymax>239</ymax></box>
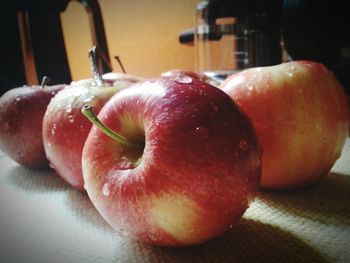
<box><xmin>60</xmin><ymin>0</ymin><xmax>198</xmax><ymax>80</ymax></box>
<box><xmin>1</xmin><ymin>0</ymin><xmax>349</xmax><ymax>96</ymax></box>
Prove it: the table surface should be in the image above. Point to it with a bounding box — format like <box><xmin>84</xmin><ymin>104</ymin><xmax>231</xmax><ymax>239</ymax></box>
<box><xmin>0</xmin><ymin>139</ymin><xmax>349</xmax><ymax>263</ymax></box>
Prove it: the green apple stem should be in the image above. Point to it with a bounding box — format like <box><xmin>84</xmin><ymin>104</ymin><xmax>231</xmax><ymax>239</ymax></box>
<box><xmin>40</xmin><ymin>76</ymin><xmax>50</xmax><ymax>88</ymax></box>
<box><xmin>82</xmin><ymin>104</ymin><xmax>143</xmax><ymax>149</ymax></box>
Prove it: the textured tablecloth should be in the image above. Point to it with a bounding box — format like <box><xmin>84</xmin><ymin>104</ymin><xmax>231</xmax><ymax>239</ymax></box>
<box><xmin>0</xmin><ymin>139</ymin><xmax>349</xmax><ymax>263</ymax></box>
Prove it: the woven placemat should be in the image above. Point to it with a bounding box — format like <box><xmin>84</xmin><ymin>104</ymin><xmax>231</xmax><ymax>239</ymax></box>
<box><xmin>0</xmin><ymin>139</ymin><xmax>349</xmax><ymax>263</ymax></box>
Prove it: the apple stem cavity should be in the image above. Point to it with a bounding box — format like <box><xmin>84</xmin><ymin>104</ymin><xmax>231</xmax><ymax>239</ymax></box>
<box><xmin>82</xmin><ymin>104</ymin><xmax>143</xmax><ymax>149</ymax></box>
<box><xmin>40</xmin><ymin>76</ymin><xmax>50</xmax><ymax>88</ymax></box>
<box><xmin>88</xmin><ymin>46</ymin><xmax>106</xmax><ymax>87</ymax></box>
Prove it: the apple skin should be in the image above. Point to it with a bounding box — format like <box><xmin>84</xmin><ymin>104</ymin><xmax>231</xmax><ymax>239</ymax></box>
<box><xmin>220</xmin><ymin>60</ymin><xmax>349</xmax><ymax>189</ymax></box>
<box><xmin>42</xmin><ymin>78</ymin><xmax>135</xmax><ymax>190</ymax></box>
<box><xmin>161</xmin><ymin>69</ymin><xmax>202</xmax><ymax>80</ymax></box>
<box><xmin>161</xmin><ymin>69</ymin><xmax>221</xmax><ymax>87</ymax></box>
<box><xmin>0</xmin><ymin>84</ymin><xmax>65</xmax><ymax>168</ymax></box>
<box><xmin>102</xmin><ymin>72</ymin><xmax>144</xmax><ymax>85</ymax></box>
<box><xmin>82</xmin><ymin>76</ymin><xmax>261</xmax><ymax>246</ymax></box>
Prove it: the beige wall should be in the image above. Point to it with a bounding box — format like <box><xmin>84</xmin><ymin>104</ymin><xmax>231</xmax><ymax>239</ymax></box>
<box><xmin>60</xmin><ymin>0</ymin><xmax>198</xmax><ymax>81</ymax></box>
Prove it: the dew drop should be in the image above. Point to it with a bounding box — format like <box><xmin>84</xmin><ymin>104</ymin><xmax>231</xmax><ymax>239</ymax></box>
<box><xmin>195</xmin><ymin>126</ymin><xmax>209</xmax><ymax>140</ymax></box>
<box><xmin>148</xmin><ymin>232</ymin><xmax>158</xmax><ymax>241</ymax></box>
<box><xmin>239</xmin><ymin>139</ymin><xmax>250</xmax><ymax>151</ymax></box>
<box><xmin>102</xmin><ymin>183</ymin><xmax>110</xmax><ymax>196</ymax></box>
<box><xmin>51</xmin><ymin>123</ymin><xmax>57</xmax><ymax>135</ymax></box>
<box><xmin>247</xmin><ymin>84</ymin><xmax>254</xmax><ymax>91</ymax></box>
<box><xmin>67</xmin><ymin>115</ymin><xmax>74</xmax><ymax>123</ymax></box>
<box><xmin>83</xmin><ymin>96</ymin><xmax>96</xmax><ymax>104</ymax></box>
<box><xmin>15</xmin><ymin>97</ymin><xmax>21</xmax><ymax>102</ymax></box>
<box><xmin>175</xmin><ymin>75</ymin><xmax>192</xmax><ymax>84</ymax></box>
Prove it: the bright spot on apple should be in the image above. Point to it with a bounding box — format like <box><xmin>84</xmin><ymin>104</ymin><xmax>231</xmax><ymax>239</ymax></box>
<box><xmin>149</xmin><ymin>192</ymin><xmax>201</xmax><ymax>243</ymax></box>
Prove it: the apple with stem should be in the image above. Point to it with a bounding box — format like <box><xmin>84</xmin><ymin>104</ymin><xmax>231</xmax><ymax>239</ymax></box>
<box><xmin>220</xmin><ymin>60</ymin><xmax>349</xmax><ymax>189</ymax></box>
<box><xmin>42</xmin><ymin>46</ymin><xmax>139</xmax><ymax>190</ymax></box>
<box><xmin>81</xmin><ymin>75</ymin><xmax>261</xmax><ymax>246</ymax></box>
<box><xmin>0</xmin><ymin>77</ymin><xmax>65</xmax><ymax>168</ymax></box>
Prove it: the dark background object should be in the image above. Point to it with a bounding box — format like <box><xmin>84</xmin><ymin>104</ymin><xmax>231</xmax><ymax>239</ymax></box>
<box><xmin>180</xmin><ymin>0</ymin><xmax>350</xmax><ymax>95</ymax></box>
<box><xmin>0</xmin><ymin>0</ymin><xmax>110</xmax><ymax>95</ymax></box>
<box><xmin>283</xmin><ymin>0</ymin><xmax>350</xmax><ymax>94</ymax></box>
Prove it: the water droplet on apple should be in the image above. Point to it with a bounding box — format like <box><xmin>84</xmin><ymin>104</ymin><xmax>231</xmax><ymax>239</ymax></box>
<box><xmin>148</xmin><ymin>232</ymin><xmax>158</xmax><ymax>241</ymax></box>
<box><xmin>175</xmin><ymin>75</ymin><xmax>192</xmax><ymax>84</ymax></box>
<box><xmin>195</xmin><ymin>126</ymin><xmax>209</xmax><ymax>140</ymax></box>
<box><xmin>15</xmin><ymin>97</ymin><xmax>21</xmax><ymax>102</ymax></box>
<box><xmin>83</xmin><ymin>95</ymin><xmax>96</xmax><ymax>103</ymax></box>
<box><xmin>239</xmin><ymin>139</ymin><xmax>250</xmax><ymax>151</ymax></box>
<box><xmin>102</xmin><ymin>183</ymin><xmax>110</xmax><ymax>196</ymax></box>
<box><xmin>67</xmin><ymin>115</ymin><xmax>74</xmax><ymax>123</ymax></box>
<box><xmin>51</xmin><ymin>124</ymin><xmax>57</xmax><ymax>135</ymax></box>
<box><xmin>247</xmin><ymin>84</ymin><xmax>254</xmax><ymax>91</ymax></box>
<box><xmin>49</xmin><ymin>162</ymin><xmax>55</xmax><ymax>169</ymax></box>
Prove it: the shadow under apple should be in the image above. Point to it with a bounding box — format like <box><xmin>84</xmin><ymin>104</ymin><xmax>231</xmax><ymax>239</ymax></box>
<box><xmin>259</xmin><ymin>172</ymin><xmax>350</xmax><ymax>224</ymax></box>
<box><xmin>64</xmin><ymin>189</ymin><xmax>113</xmax><ymax>232</ymax></box>
<box><xmin>5</xmin><ymin>165</ymin><xmax>68</xmax><ymax>192</ymax></box>
<box><xmin>120</xmin><ymin>218</ymin><xmax>329</xmax><ymax>263</ymax></box>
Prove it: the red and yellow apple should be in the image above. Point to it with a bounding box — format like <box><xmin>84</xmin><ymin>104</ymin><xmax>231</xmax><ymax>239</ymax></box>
<box><xmin>220</xmin><ymin>60</ymin><xmax>349</xmax><ymax>189</ymax></box>
<box><xmin>0</xmin><ymin>79</ymin><xmax>65</xmax><ymax>168</ymax></box>
<box><xmin>42</xmin><ymin>47</ymin><xmax>141</xmax><ymax>190</ymax></box>
<box><xmin>81</xmin><ymin>76</ymin><xmax>262</xmax><ymax>246</ymax></box>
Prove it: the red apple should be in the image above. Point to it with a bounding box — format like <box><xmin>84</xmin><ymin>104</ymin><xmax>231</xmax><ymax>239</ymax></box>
<box><xmin>220</xmin><ymin>60</ymin><xmax>349</xmax><ymax>189</ymax></box>
<box><xmin>81</xmin><ymin>76</ymin><xmax>261</xmax><ymax>246</ymax></box>
<box><xmin>0</xmin><ymin>78</ymin><xmax>65</xmax><ymax>168</ymax></box>
<box><xmin>42</xmin><ymin>47</ymin><xmax>139</xmax><ymax>190</ymax></box>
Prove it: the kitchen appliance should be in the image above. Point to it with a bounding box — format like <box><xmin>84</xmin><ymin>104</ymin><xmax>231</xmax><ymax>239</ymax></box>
<box><xmin>191</xmin><ymin>0</ymin><xmax>282</xmax><ymax>82</ymax></box>
<box><xmin>180</xmin><ymin>0</ymin><xmax>350</xmax><ymax>95</ymax></box>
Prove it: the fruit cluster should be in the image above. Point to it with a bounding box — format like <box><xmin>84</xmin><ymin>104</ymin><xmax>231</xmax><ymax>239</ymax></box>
<box><xmin>0</xmin><ymin>47</ymin><xmax>348</xmax><ymax>246</ymax></box>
